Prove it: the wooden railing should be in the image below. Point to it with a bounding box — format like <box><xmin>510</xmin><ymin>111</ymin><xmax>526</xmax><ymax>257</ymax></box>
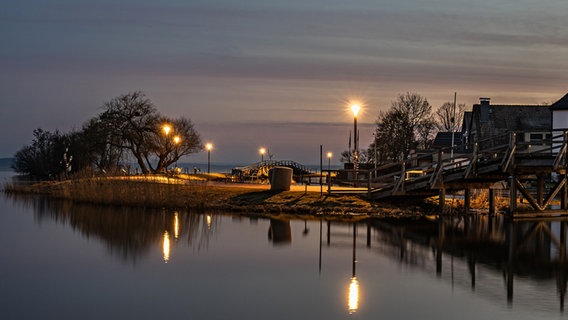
<box><xmin>332</xmin><ymin>130</ymin><xmax>568</xmax><ymax>199</ymax></box>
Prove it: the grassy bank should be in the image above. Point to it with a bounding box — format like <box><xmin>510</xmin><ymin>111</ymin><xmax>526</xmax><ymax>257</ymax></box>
<box><xmin>2</xmin><ymin>175</ymin><xmax>436</xmax><ymax>217</ymax></box>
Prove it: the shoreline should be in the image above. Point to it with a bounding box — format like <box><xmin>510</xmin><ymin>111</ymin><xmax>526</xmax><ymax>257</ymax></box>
<box><xmin>1</xmin><ymin>174</ymin><xmax>441</xmax><ymax>218</ymax></box>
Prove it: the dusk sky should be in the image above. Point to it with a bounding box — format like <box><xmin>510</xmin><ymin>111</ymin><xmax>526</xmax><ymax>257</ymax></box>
<box><xmin>2</xmin><ymin>0</ymin><xmax>568</xmax><ymax>165</ymax></box>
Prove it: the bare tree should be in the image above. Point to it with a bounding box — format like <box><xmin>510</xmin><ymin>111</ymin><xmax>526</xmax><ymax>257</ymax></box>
<box><xmin>98</xmin><ymin>91</ymin><xmax>159</xmax><ymax>174</ymax></box>
<box><xmin>372</xmin><ymin>93</ymin><xmax>436</xmax><ymax>162</ymax></box>
<box><xmin>150</xmin><ymin>117</ymin><xmax>202</xmax><ymax>173</ymax></box>
<box><xmin>434</xmin><ymin>102</ymin><xmax>466</xmax><ymax>132</ymax></box>
<box><xmin>97</xmin><ymin>91</ymin><xmax>202</xmax><ymax>174</ymax></box>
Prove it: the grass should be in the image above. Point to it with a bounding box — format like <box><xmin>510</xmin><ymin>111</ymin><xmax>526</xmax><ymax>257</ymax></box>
<box><xmin>1</xmin><ymin>174</ymin><xmax>433</xmax><ymax>217</ymax></box>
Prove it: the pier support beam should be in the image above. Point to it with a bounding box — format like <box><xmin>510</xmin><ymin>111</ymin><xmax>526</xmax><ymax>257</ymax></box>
<box><xmin>563</xmin><ymin>174</ymin><xmax>568</xmax><ymax>210</ymax></box>
<box><xmin>439</xmin><ymin>188</ymin><xmax>446</xmax><ymax>214</ymax></box>
<box><xmin>464</xmin><ymin>188</ymin><xmax>471</xmax><ymax>214</ymax></box>
<box><xmin>509</xmin><ymin>176</ymin><xmax>517</xmax><ymax>215</ymax></box>
<box><xmin>488</xmin><ymin>188</ymin><xmax>495</xmax><ymax>217</ymax></box>
<box><xmin>537</xmin><ymin>174</ymin><xmax>545</xmax><ymax>207</ymax></box>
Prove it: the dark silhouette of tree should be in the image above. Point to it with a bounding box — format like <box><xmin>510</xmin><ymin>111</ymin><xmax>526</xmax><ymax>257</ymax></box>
<box><xmin>435</xmin><ymin>102</ymin><xmax>466</xmax><ymax>132</ymax></box>
<box><xmin>12</xmin><ymin>129</ymin><xmax>67</xmax><ymax>179</ymax></box>
<box><xmin>97</xmin><ymin>91</ymin><xmax>202</xmax><ymax>174</ymax></box>
<box><xmin>372</xmin><ymin>92</ymin><xmax>436</xmax><ymax>163</ymax></box>
<box><xmin>98</xmin><ymin>91</ymin><xmax>160</xmax><ymax>174</ymax></box>
<box><xmin>75</xmin><ymin>118</ymin><xmax>124</xmax><ymax>173</ymax></box>
<box><xmin>340</xmin><ymin>149</ymin><xmax>369</xmax><ymax>164</ymax></box>
<box><xmin>150</xmin><ymin>116</ymin><xmax>202</xmax><ymax>173</ymax></box>
<box><xmin>13</xmin><ymin>91</ymin><xmax>203</xmax><ymax>179</ymax></box>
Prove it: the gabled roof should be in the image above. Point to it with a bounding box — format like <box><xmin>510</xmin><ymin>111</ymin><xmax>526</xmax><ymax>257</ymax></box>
<box><xmin>550</xmin><ymin>93</ymin><xmax>568</xmax><ymax>110</ymax></box>
<box><xmin>432</xmin><ymin>132</ymin><xmax>461</xmax><ymax>149</ymax></box>
<box><xmin>471</xmin><ymin>104</ymin><xmax>551</xmax><ymax>131</ymax></box>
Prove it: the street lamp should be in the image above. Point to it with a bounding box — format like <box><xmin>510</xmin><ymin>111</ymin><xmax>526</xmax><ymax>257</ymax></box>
<box><xmin>259</xmin><ymin>147</ymin><xmax>266</xmax><ymax>162</ymax></box>
<box><xmin>351</xmin><ymin>104</ymin><xmax>361</xmax><ymax>186</ymax></box>
<box><xmin>327</xmin><ymin>152</ymin><xmax>332</xmax><ymax>192</ymax></box>
<box><xmin>206</xmin><ymin>143</ymin><xmax>213</xmax><ymax>174</ymax></box>
<box><xmin>173</xmin><ymin>136</ymin><xmax>181</xmax><ymax>169</ymax></box>
<box><xmin>163</xmin><ymin>124</ymin><xmax>172</xmax><ymax>136</ymax></box>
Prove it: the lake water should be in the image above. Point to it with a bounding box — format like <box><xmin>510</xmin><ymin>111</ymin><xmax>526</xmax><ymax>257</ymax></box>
<box><xmin>1</xmin><ymin>171</ymin><xmax>567</xmax><ymax>320</ymax></box>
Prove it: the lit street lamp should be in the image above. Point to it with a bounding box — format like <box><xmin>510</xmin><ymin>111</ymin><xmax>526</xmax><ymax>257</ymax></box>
<box><xmin>259</xmin><ymin>147</ymin><xmax>266</xmax><ymax>162</ymax></box>
<box><xmin>206</xmin><ymin>143</ymin><xmax>213</xmax><ymax>174</ymax></box>
<box><xmin>351</xmin><ymin>104</ymin><xmax>361</xmax><ymax>186</ymax></box>
<box><xmin>327</xmin><ymin>152</ymin><xmax>332</xmax><ymax>192</ymax></box>
<box><xmin>163</xmin><ymin>124</ymin><xmax>172</xmax><ymax>136</ymax></box>
<box><xmin>173</xmin><ymin>136</ymin><xmax>181</xmax><ymax>169</ymax></box>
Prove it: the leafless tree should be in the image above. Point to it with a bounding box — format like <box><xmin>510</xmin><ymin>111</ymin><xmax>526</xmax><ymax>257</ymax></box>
<box><xmin>372</xmin><ymin>93</ymin><xmax>436</xmax><ymax>162</ymax></box>
<box><xmin>434</xmin><ymin>102</ymin><xmax>466</xmax><ymax>132</ymax></box>
<box><xmin>98</xmin><ymin>91</ymin><xmax>202</xmax><ymax>174</ymax></box>
<box><xmin>150</xmin><ymin>116</ymin><xmax>202</xmax><ymax>173</ymax></box>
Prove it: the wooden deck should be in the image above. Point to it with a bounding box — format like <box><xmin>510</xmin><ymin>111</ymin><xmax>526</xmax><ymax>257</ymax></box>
<box><xmin>334</xmin><ymin>131</ymin><xmax>568</xmax><ymax>216</ymax></box>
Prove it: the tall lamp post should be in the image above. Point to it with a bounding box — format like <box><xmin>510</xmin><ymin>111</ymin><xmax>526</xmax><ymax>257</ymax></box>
<box><xmin>327</xmin><ymin>152</ymin><xmax>332</xmax><ymax>192</ymax></box>
<box><xmin>351</xmin><ymin>104</ymin><xmax>361</xmax><ymax>186</ymax></box>
<box><xmin>206</xmin><ymin>143</ymin><xmax>213</xmax><ymax>174</ymax></box>
<box><xmin>259</xmin><ymin>147</ymin><xmax>266</xmax><ymax>162</ymax></box>
<box><xmin>173</xmin><ymin>135</ymin><xmax>181</xmax><ymax>169</ymax></box>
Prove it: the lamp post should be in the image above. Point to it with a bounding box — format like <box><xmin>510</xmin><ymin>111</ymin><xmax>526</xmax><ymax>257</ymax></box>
<box><xmin>327</xmin><ymin>152</ymin><xmax>332</xmax><ymax>192</ymax></box>
<box><xmin>173</xmin><ymin>136</ymin><xmax>181</xmax><ymax>169</ymax></box>
<box><xmin>259</xmin><ymin>147</ymin><xmax>266</xmax><ymax>162</ymax></box>
<box><xmin>206</xmin><ymin>143</ymin><xmax>213</xmax><ymax>174</ymax></box>
<box><xmin>351</xmin><ymin>104</ymin><xmax>361</xmax><ymax>186</ymax></box>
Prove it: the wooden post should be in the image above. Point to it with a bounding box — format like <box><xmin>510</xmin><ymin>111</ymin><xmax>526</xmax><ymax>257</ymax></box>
<box><xmin>464</xmin><ymin>188</ymin><xmax>471</xmax><ymax>214</ymax></box>
<box><xmin>439</xmin><ymin>188</ymin><xmax>446</xmax><ymax>214</ymax></box>
<box><xmin>489</xmin><ymin>188</ymin><xmax>495</xmax><ymax>217</ymax></box>
<box><xmin>367</xmin><ymin>172</ymin><xmax>371</xmax><ymax>198</ymax></box>
<box><xmin>537</xmin><ymin>174</ymin><xmax>545</xmax><ymax>208</ymax></box>
<box><xmin>509</xmin><ymin>176</ymin><xmax>517</xmax><ymax>215</ymax></box>
<box><xmin>563</xmin><ymin>175</ymin><xmax>568</xmax><ymax>210</ymax></box>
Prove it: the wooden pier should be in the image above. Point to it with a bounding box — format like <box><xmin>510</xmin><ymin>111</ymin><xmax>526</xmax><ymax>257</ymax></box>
<box><xmin>337</xmin><ymin>130</ymin><xmax>568</xmax><ymax>217</ymax></box>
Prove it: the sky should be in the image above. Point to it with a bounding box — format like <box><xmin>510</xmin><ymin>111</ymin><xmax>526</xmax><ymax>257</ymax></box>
<box><xmin>1</xmin><ymin>0</ymin><xmax>568</xmax><ymax>165</ymax></box>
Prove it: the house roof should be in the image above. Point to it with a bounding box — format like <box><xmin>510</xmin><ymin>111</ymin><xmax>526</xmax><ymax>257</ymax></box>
<box><xmin>432</xmin><ymin>132</ymin><xmax>461</xmax><ymax>149</ymax></box>
<box><xmin>550</xmin><ymin>93</ymin><xmax>568</xmax><ymax>110</ymax></box>
<box><xmin>472</xmin><ymin>104</ymin><xmax>551</xmax><ymax>131</ymax></box>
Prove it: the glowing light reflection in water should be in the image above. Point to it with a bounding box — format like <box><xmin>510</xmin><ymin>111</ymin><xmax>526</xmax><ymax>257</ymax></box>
<box><xmin>348</xmin><ymin>276</ymin><xmax>360</xmax><ymax>314</ymax></box>
<box><xmin>0</xmin><ymin>187</ymin><xmax>565</xmax><ymax>320</ymax></box>
<box><xmin>162</xmin><ymin>231</ymin><xmax>170</xmax><ymax>263</ymax></box>
<box><xmin>173</xmin><ymin>212</ymin><xmax>179</xmax><ymax>239</ymax></box>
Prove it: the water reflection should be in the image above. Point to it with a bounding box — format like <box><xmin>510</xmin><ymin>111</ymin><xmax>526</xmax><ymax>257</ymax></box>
<box><xmin>348</xmin><ymin>276</ymin><xmax>360</xmax><ymax>314</ymax></box>
<box><xmin>3</xmin><ymin>193</ymin><xmax>219</xmax><ymax>264</ymax></box>
<box><xmin>364</xmin><ymin>215</ymin><xmax>568</xmax><ymax>312</ymax></box>
<box><xmin>162</xmin><ymin>231</ymin><xmax>170</xmax><ymax>263</ymax></box>
<box><xmin>268</xmin><ymin>218</ymin><xmax>292</xmax><ymax>245</ymax></box>
<box><xmin>5</xmin><ymin>192</ymin><xmax>568</xmax><ymax>315</ymax></box>
<box><xmin>347</xmin><ymin>224</ymin><xmax>360</xmax><ymax>314</ymax></box>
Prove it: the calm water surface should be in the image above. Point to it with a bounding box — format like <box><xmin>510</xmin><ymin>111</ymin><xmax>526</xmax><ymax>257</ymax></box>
<box><xmin>0</xmin><ymin>172</ymin><xmax>566</xmax><ymax>319</ymax></box>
